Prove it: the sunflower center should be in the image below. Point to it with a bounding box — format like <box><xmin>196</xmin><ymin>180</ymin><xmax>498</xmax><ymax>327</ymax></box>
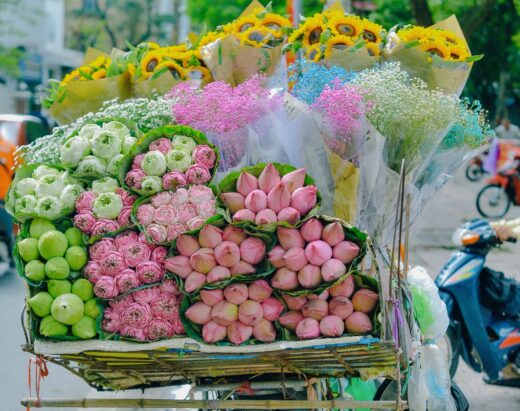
<box><xmin>336</xmin><ymin>24</ymin><xmax>355</xmax><ymax>36</ymax></box>
<box><xmin>248</xmin><ymin>31</ymin><xmax>265</xmax><ymax>42</ymax></box>
<box><xmin>187</xmin><ymin>69</ymin><xmax>203</xmax><ymax>80</ymax></box>
<box><xmin>367</xmin><ymin>47</ymin><xmax>376</xmax><ymax>57</ymax></box>
<box><xmin>309</xmin><ymin>28</ymin><xmax>322</xmax><ymax>44</ymax></box>
<box><xmin>168</xmin><ymin>67</ymin><xmax>181</xmax><ymax>79</ymax></box>
<box><xmin>308</xmin><ymin>48</ymin><xmax>320</xmax><ymax>61</ymax></box>
<box><xmin>146</xmin><ymin>59</ymin><xmax>159</xmax><ymax>72</ymax></box>
<box><xmin>426</xmin><ymin>47</ymin><xmax>445</xmax><ymax>58</ymax></box>
<box><xmin>239</xmin><ymin>23</ymin><xmax>254</xmax><ymax>32</ymax></box>
<box><xmin>265</xmin><ymin>23</ymin><xmax>281</xmax><ymax>31</ymax></box>
<box><xmin>363</xmin><ymin>30</ymin><xmax>377</xmax><ymax>42</ymax></box>
<box><xmin>332</xmin><ymin>42</ymin><xmax>350</xmax><ymax>50</ymax></box>
<box><xmin>450</xmin><ymin>52</ymin><xmax>460</xmax><ymax>60</ymax></box>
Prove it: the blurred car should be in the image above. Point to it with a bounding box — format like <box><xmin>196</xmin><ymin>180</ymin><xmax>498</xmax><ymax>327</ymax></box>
<box><xmin>0</xmin><ymin>114</ymin><xmax>49</xmax><ymax>147</ymax></box>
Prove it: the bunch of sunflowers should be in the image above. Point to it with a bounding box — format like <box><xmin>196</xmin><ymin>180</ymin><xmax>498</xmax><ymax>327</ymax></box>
<box><xmin>287</xmin><ymin>10</ymin><xmax>385</xmax><ymax>62</ymax></box>
<box><xmin>396</xmin><ymin>26</ymin><xmax>470</xmax><ymax>62</ymax></box>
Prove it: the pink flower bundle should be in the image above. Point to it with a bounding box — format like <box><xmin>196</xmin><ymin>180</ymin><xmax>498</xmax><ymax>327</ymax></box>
<box><xmin>278</xmin><ymin>276</ymin><xmax>379</xmax><ymax>339</ymax></box>
<box><xmin>268</xmin><ymin>218</ymin><xmax>361</xmax><ymax>291</ymax></box>
<box><xmin>220</xmin><ymin>164</ymin><xmax>318</xmax><ymax>226</ymax></box>
<box><xmin>74</xmin><ymin>187</ymin><xmax>137</xmax><ymax>236</ymax></box>
<box><xmin>164</xmin><ymin>224</ymin><xmax>267</xmax><ymax>293</ymax></box>
<box><xmin>101</xmin><ymin>283</ymin><xmax>184</xmax><ymax>341</ymax></box>
<box><xmin>86</xmin><ymin>230</ymin><xmax>169</xmax><ymax>299</ymax></box>
<box><xmin>136</xmin><ymin>186</ymin><xmax>217</xmax><ymax>243</ymax></box>
<box><xmin>185</xmin><ymin>280</ymin><xmax>281</xmax><ymax>344</ymax></box>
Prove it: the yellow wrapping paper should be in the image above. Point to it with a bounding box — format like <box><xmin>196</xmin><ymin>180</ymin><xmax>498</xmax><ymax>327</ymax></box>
<box><xmin>131</xmin><ymin>72</ymin><xmax>181</xmax><ymax>98</ymax></box>
<box><xmin>328</xmin><ymin>151</ymin><xmax>359</xmax><ymax>223</ymax></box>
<box><xmin>325</xmin><ymin>46</ymin><xmax>380</xmax><ymax>71</ymax></box>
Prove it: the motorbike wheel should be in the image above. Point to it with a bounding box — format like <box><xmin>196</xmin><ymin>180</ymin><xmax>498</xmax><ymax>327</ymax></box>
<box><xmin>465</xmin><ymin>163</ymin><xmax>484</xmax><ymax>182</ymax></box>
<box><xmin>476</xmin><ymin>184</ymin><xmax>511</xmax><ymax>218</ymax></box>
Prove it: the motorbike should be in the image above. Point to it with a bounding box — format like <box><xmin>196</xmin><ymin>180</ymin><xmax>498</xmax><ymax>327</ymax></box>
<box><xmin>465</xmin><ymin>150</ymin><xmax>488</xmax><ymax>182</ymax></box>
<box><xmin>436</xmin><ymin>219</ymin><xmax>520</xmax><ymax>387</ymax></box>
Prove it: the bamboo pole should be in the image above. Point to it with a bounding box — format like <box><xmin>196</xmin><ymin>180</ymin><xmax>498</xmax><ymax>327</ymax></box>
<box><xmin>21</xmin><ymin>398</ymin><xmax>408</xmax><ymax>409</ymax></box>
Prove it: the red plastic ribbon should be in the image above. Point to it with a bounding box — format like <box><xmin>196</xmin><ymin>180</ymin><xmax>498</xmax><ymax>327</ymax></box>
<box><xmin>27</xmin><ymin>356</ymin><xmax>48</xmax><ymax>410</ymax></box>
<box><xmin>235</xmin><ymin>381</ymin><xmax>255</xmax><ymax>395</ymax></box>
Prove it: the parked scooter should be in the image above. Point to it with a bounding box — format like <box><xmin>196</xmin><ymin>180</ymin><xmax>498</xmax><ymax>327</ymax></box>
<box><xmin>436</xmin><ymin>219</ymin><xmax>520</xmax><ymax>386</ymax></box>
<box><xmin>465</xmin><ymin>150</ymin><xmax>488</xmax><ymax>182</ymax></box>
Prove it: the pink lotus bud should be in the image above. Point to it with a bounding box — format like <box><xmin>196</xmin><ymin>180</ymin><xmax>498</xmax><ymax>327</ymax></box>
<box><xmin>200</xmin><ymin>289</ymin><xmax>224</xmax><ymax>306</ymax></box>
<box><xmin>198</xmin><ymin>225</ymin><xmax>223</xmax><ymax>248</ymax></box>
<box><xmin>281</xmin><ymin>168</ymin><xmax>306</xmax><ymax>194</ymax></box>
<box><xmin>261</xmin><ymin>297</ymin><xmax>284</xmax><ymax>321</ymax></box>
<box><xmin>220</xmin><ymin>192</ymin><xmax>245</xmax><ymax>214</ymax></box>
<box><xmin>149</xmin><ymin>137</ymin><xmax>172</xmax><ymax>154</ymax></box>
<box><xmin>322</xmin><ymin>222</ymin><xmax>345</xmax><ymax>247</ymax></box>
<box><xmin>268</xmin><ymin>245</ymin><xmax>285</xmax><ymax>268</ymax></box>
<box><xmin>233</xmin><ymin>209</ymin><xmax>256</xmax><ymax>222</ymax></box>
<box><xmin>345</xmin><ymin>312</ymin><xmax>373</xmax><ymax>334</ymax></box>
<box><xmin>214</xmin><ymin>241</ymin><xmax>241</xmax><ymax>267</ymax></box>
<box><xmin>320</xmin><ymin>315</ymin><xmax>345</xmax><ymax>337</ymax></box>
<box><xmin>321</xmin><ymin>259</ymin><xmax>347</xmax><ymax>282</ymax></box>
<box><xmin>302</xmin><ymin>299</ymin><xmax>329</xmax><ymax>320</ymax></box>
<box><xmin>236</xmin><ymin>172</ymin><xmax>258</xmax><ymax>197</ymax></box>
<box><xmin>300</xmin><ymin>218</ymin><xmax>323</xmax><ymax>242</ymax></box>
<box><xmin>162</xmin><ymin>171</ymin><xmax>187</xmax><ymax>190</ymax></box>
<box><xmin>150</xmin><ymin>191</ymin><xmax>173</xmax><ymax>208</ymax></box>
<box><xmin>248</xmin><ymin>280</ymin><xmax>272</xmax><ymax>302</ymax></box>
<box><xmin>230</xmin><ymin>261</ymin><xmax>256</xmax><ymax>276</ymax></box>
<box><xmin>351</xmin><ymin>289</ymin><xmax>379</xmax><ymax>313</ymax></box>
<box><xmin>190</xmin><ymin>249</ymin><xmax>217</xmax><ymax>274</ymax></box>
<box><xmin>185</xmin><ymin>302</ymin><xmax>212</xmax><ymax>325</ymax></box>
<box><xmin>224</xmin><ymin>283</ymin><xmax>249</xmax><ymax>305</ymax></box>
<box><xmin>136</xmin><ymin>261</ymin><xmax>166</xmax><ymax>284</ymax></box>
<box><xmin>283</xmin><ymin>247</ymin><xmax>308</xmax><ymax>272</ymax></box>
<box><xmin>255</xmin><ymin>209</ymin><xmax>278</xmax><ymax>225</ymax></box>
<box><xmin>239</xmin><ymin>237</ymin><xmax>266</xmax><ymax>265</ymax></box>
<box><xmin>305</xmin><ymin>240</ymin><xmax>332</xmax><ymax>266</ymax></box>
<box><xmin>277</xmin><ymin>207</ymin><xmax>301</xmax><ymax>225</ymax></box>
<box><xmin>258</xmin><ymin>164</ymin><xmax>281</xmax><ymax>193</ymax></box>
<box><xmin>267</xmin><ymin>183</ymin><xmax>291</xmax><ymax>213</ymax></box>
<box><xmin>271</xmin><ymin>268</ymin><xmax>299</xmax><ymax>291</ymax></box>
<box><xmin>187</xmin><ymin>218</ymin><xmax>204</xmax><ymax>231</ymax></box>
<box><xmin>329</xmin><ymin>297</ymin><xmax>354</xmax><ymax>319</ymax></box>
<box><xmin>244</xmin><ymin>189</ymin><xmax>267</xmax><ymax>213</ymax></box>
<box><xmin>282</xmin><ymin>294</ymin><xmax>307</xmax><ymax>310</ymax></box>
<box><xmin>298</xmin><ymin>264</ymin><xmax>322</xmax><ymax>289</ymax></box>
<box><xmin>207</xmin><ymin>266</ymin><xmax>231</xmax><ymax>283</ymax></box>
<box><xmin>279</xmin><ymin>311</ymin><xmax>304</xmax><ymax>332</ymax></box>
<box><xmin>296</xmin><ymin>318</ymin><xmax>320</xmax><ymax>339</ymax></box>
<box><xmin>253</xmin><ymin>319</ymin><xmax>276</xmax><ymax>342</ymax></box>
<box><xmin>211</xmin><ymin>301</ymin><xmax>238</xmax><ymax>326</ymax></box>
<box><xmin>184</xmin><ymin>271</ymin><xmax>207</xmax><ymax>293</ymax></box>
<box><xmin>227</xmin><ymin>322</ymin><xmax>253</xmax><ymax>345</ymax></box>
<box><xmin>202</xmin><ymin>321</ymin><xmax>227</xmax><ymax>343</ymax></box>
<box><xmin>94</xmin><ymin>276</ymin><xmax>119</xmax><ymax>298</ymax></box>
<box><xmin>159</xmin><ymin>279</ymin><xmax>181</xmax><ymax>296</ymax></box>
<box><xmin>333</xmin><ymin>241</ymin><xmax>360</xmax><ymax>264</ymax></box>
<box><xmin>307</xmin><ymin>290</ymin><xmax>329</xmax><ymax>300</ymax></box>
<box><xmin>222</xmin><ymin>226</ymin><xmax>247</xmax><ymax>245</ymax></box>
<box><xmin>115</xmin><ymin>269</ymin><xmax>140</xmax><ymax>294</ymax></box>
<box><xmin>238</xmin><ymin>300</ymin><xmax>263</xmax><ymax>326</ymax></box>
<box><xmin>329</xmin><ymin>275</ymin><xmax>355</xmax><ymax>298</ymax></box>
<box><xmin>277</xmin><ymin>227</ymin><xmax>305</xmax><ymax>250</ymax></box>
<box><xmin>290</xmin><ymin>185</ymin><xmax>318</xmax><ymax>216</ymax></box>
<box><xmin>151</xmin><ymin>246</ymin><xmax>168</xmax><ymax>265</ymax></box>
<box><xmin>164</xmin><ymin>255</ymin><xmax>192</xmax><ymax>279</ymax></box>
<box><xmin>176</xmin><ymin>234</ymin><xmax>200</xmax><ymax>257</ymax></box>
<box><xmin>192</xmin><ymin>144</ymin><xmax>216</xmax><ymax>169</ymax></box>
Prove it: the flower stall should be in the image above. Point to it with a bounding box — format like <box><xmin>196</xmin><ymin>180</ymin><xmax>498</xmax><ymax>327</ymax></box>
<box><xmin>13</xmin><ymin>1</ymin><xmax>491</xmax><ymax>409</ymax></box>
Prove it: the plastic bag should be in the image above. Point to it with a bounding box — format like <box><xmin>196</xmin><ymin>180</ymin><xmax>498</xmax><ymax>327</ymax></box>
<box><xmin>422</xmin><ymin>343</ymin><xmax>457</xmax><ymax>411</ymax></box>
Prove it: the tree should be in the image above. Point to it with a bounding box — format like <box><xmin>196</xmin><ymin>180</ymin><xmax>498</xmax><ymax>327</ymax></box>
<box><xmin>0</xmin><ymin>0</ymin><xmax>25</xmax><ymax>78</ymax></box>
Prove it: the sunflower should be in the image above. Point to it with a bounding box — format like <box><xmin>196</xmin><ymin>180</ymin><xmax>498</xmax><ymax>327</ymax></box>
<box><xmin>364</xmin><ymin>42</ymin><xmax>381</xmax><ymax>57</ymax></box>
<box><xmin>153</xmin><ymin>60</ymin><xmax>185</xmax><ymax>80</ymax></box>
<box><xmin>239</xmin><ymin>27</ymin><xmax>275</xmax><ymax>47</ymax></box>
<box><xmin>91</xmin><ymin>69</ymin><xmax>107</xmax><ymax>80</ymax></box>
<box><xmin>397</xmin><ymin>26</ymin><xmax>429</xmax><ymax>43</ymax></box>
<box><xmin>127</xmin><ymin>63</ymin><xmax>137</xmax><ymax>78</ymax></box>
<box><xmin>147</xmin><ymin>41</ymin><xmax>161</xmax><ymax>50</ymax></box>
<box><xmin>235</xmin><ymin>15</ymin><xmax>260</xmax><ymax>33</ymax></box>
<box><xmin>328</xmin><ymin>15</ymin><xmax>363</xmax><ymax>38</ymax></box>
<box><xmin>305</xmin><ymin>44</ymin><xmax>323</xmax><ymax>62</ymax></box>
<box><xmin>361</xmin><ymin>19</ymin><xmax>384</xmax><ymax>43</ymax></box>
<box><xmin>301</xmin><ymin>15</ymin><xmax>327</xmax><ymax>47</ymax></box>
<box><xmin>324</xmin><ymin>35</ymin><xmax>354</xmax><ymax>58</ymax></box>
<box><xmin>261</xmin><ymin>13</ymin><xmax>291</xmax><ymax>33</ymax></box>
<box><xmin>221</xmin><ymin>22</ymin><xmax>237</xmax><ymax>34</ymax></box>
<box><xmin>446</xmin><ymin>43</ymin><xmax>470</xmax><ymax>62</ymax></box>
<box><xmin>89</xmin><ymin>56</ymin><xmax>111</xmax><ymax>69</ymax></box>
<box><xmin>185</xmin><ymin>66</ymin><xmax>212</xmax><ymax>83</ymax></box>
<box><xmin>164</xmin><ymin>44</ymin><xmax>188</xmax><ymax>54</ymax></box>
<box><xmin>140</xmin><ymin>50</ymin><xmax>164</xmax><ymax>77</ymax></box>
<box><xmin>435</xmin><ymin>29</ymin><xmax>465</xmax><ymax>47</ymax></box>
<box><xmin>420</xmin><ymin>39</ymin><xmax>450</xmax><ymax>59</ymax></box>
<box><xmin>198</xmin><ymin>31</ymin><xmax>224</xmax><ymax>49</ymax></box>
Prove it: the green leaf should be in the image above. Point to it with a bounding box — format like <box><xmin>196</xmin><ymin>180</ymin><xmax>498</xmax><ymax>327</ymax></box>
<box><xmin>404</xmin><ymin>39</ymin><xmax>421</xmax><ymax>49</ymax></box>
<box><xmin>465</xmin><ymin>54</ymin><xmax>484</xmax><ymax>62</ymax></box>
<box><xmin>150</xmin><ymin>66</ymin><xmax>169</xmax><ymax>80</ymax></box>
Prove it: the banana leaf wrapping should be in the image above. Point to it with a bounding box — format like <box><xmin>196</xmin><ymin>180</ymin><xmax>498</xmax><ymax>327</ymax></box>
<box><xmin>217</xmin><ymin>162</ymin><xmax>322</xmax><ymax>232</ymax></box>
<box><xmin>119</xmin><ymin>125</ymin><xmax>220</xmax><ymax>196</ymax></box>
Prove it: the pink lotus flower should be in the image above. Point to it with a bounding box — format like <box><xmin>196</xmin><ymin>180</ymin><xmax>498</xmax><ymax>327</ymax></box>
<box><xmin>290</xmin><ymin>185</ymin><xmax>318</xmax><ymax>216</ymax></box>
<box><xmin>244</xmin><ymin>190</ymin><xmax>267</xmax><ymax>213</ymax></box>
<box><xmin>159</xmin><ymin>279</ymin><xmax>180</xmax><ymax>296</ymax></box>
<box><xmin>100</xmin><ymin>251</ymin><xmax>127</xmax><ymax>277</ymax></box>
<box><xmin>151</xmin><ymin>246</ymin><xmax>168</xmax><ymax>265</ymax></box>
<box><xmin>116</xmin><ymin>188</ymin><xmax>137</xmax><ymax>207</ymax></box>
<box><xmin>214</xmin><ymin>241</ymin><xmax>241</xmax><ymax>267</ymax></box>
<box><xmin>133</xmin><ymin>287</ymin><xmax>160</xmax><ymax>303</ymax></box>
<box><xmin>248</xmin><ymin>280</ymin><xmax>272</xmax><ymax>302</ymax></box>
<box><xmin>177</xmin><ymin>203</ymin><xmax>198</xmax><ymax>224</ymax></box>
<box><xmin>236</xmin><ymin>172</ymin><xmax>258</xmax><ymax>197</ymax></box>
<box><xmin>211</xmin><ymin>301</ymin><xmax>238</xmax><ymax>326</ymax></box>
<box><xmin>163</xmin><ymin>171</ymin><xmax>187</xmax><ymax>190</ymax></box>
<box><xmin>75</xmin><ymin>191</ymin><xmax>96</xmax><ymax>212</ymax></box>
<box><xmin>223</xmin><ymin>283</ymin><xmax>248</xmax><ymax>305</ymax></box>
<box><xmin>189</xmin><ymin>185</ymin><xmax>215</xmax><ymax>204</ymax></box>
<box><xmin>255</xmin><ymin>209</ymin><xmax>277</xmax><ymax>225</ymax></box>
<box><xmin>230</xmin><ymin>261</ymin><xmax>256</xmax><ymax>276</ymax></box>
<box><xmin>302</xmin><ymin>299</ymin><xmax>329</xmax><ymax>320</ymax></box>
<box><xmin>258</xmin><ymin>164</ymin><xmax>281</xmax><ymax>193</ymax></box>
<box><xmin>233</xmin><ymin>209</ymin><xmax>255</xmax><ymax>222</ymax></box>
<box><xmin>167</xmin><ymin>223</ymin><xmax>188</xmax><ymax>242</ymax></box>
<box><xmin>115</xmin><ymin>269</ymin><xmax>140</xmax><ymax>294</ymax></box>
<box><xmin>277</xmin><ymin>227</ymin><xmax>305</xmax><ymax>250</ymax></box>
<box><xmin>84</xmin><ymin>261</ymin><xmax>102</xmax><ymax>284</ymax></box>
<box><xmin>187</xmin><ymin>217</ymin><xmax>204</xmax><ymax>231</ymax></box>
<box><xmin>149</xmin><ymin>137</ymin><xmax>172</xmax><ymax>154</ymax></box>
<box><xmin>102</xmin><ymin>308</ymin><xmax>121</xmax><ymax>333</ymax></box>
<box><xmin>184</xmin><ymin>271</ymin><xmax>207</xmax><ymax>292</ymax></box>
<box><xmin>261</xmin><ymin>297</ymin><xmax>284</xmax><ymax>321</ymax></box>
<box><xmin>132</xmin><ymin>154</ymin><xmax>145</xmax><ymax>170</ymax></box>
<box><xmin>283</xmin><ymin>247</ymin><xmax>308</xmax><ymax>272</ymax></box>
<box><xmin>121</xmin><ymin>302</ymin><xmax>153</xmax><ymax>328</ymax></box>
<box><xmin>126</xmin><ymin>169</ymin><xmax>146</xmax><ymax>190</ymax></box>
<box><xmin>277</xmin><ymin>207</ymin><xmax>300</xmax><ymax>225</ymax></box>
<box><xmin>197</xmin><ymin>201</ymin><xmax>216</xmax><ymax>220</ymax></box>
<box><xmin>329</xmin><ymin>297</ymin><xmax>354</xmax><ymax>320</ymax></box>
<box><xmin>271</xmin><ymin>268</ymin><xmax>299</xmax><ymax>291</ymax></box>
<box><xmin>91</xmin><ymin>219</ymin><xmax>120</xmax><ymax>237</ymax></box>
<box><xmin>239</xmin><ymin>237</ymin><xmax>266</xmax><ymax>265</ymax></box>
<box><xmin>351</xmin><ymin>289</ymin><xmax>379</xmax><ymax>313</ymax></box>
<box><xmin>345</xmin><ymin>312</ymin><xmax>372</xmax><ymax>334</ymax></box>
<box><xmin>322</xmin><ymin>222</ymin><xmax>344</xmax><ymax>247</ymax></box>
<box><xmin>185</xmin><ymin>302</ymin><xmax>212</xmax><ymax>325</ymax></box>
<box><xmin>227</xmin><ymin>322</ymin><xmax>253</xmax><ymax>345</ymax></box>
<box><xmin>305</xmin><ymin>241</ymin><xmax>332</xmax><ymax>266</ymax></box>
<box><xmin>222</xmin><ymin>226</ymin><xmax>247</xmax><ymax>245</ymax></box>
<box><xmin>279</xmin><ymin>311</ymin><xmax>304</xmax><ymax>332</ymax></box>
<box><xmin>137</xmin><ymin>204</ymin><xmax>155</xmax><ymax>226</ymax></box>
<box><xmin>136</xmin><ymin>261</ymin><xmax>165</xmax><ymax>284</ymax></box>
<box><xmin>321</xmin><ymin>259</ymin><xmax>346</xmax><ymax>282</ymax></box>
<box><xmin>200</xmin><ymin>289</ymin><xmax>224</xmax><ymax>306</ymax></box>
<box><xmin>298</xmin><ymin>264</ymin><xmax>322</xmax><ymax>289</ymax></box>
<box><xmin>146</xmin><ymin>224</ymin><xmax>168</xmax><ymax>243</ymax></box>
<box><xmin>203</xmin><ymin>321</ymin><xmax>227</xmax><ymax>343</ymax></box>
<box><xmin>253</xmin><ymin>319</ymin><xmax>276</xmax><ymax>342</ymax></box>
<box><xmin>150</xmin><ymin>292</ymin><xmax>181</xmax><ymax>321</ymax></box>
<box><xmin>164</xmin><ymin>255</ymin><xmax>192</xmax><ymax>278</ymax></box>
<box><xmin>120</xmin><ymin>325</ymin><xmax>147</xmax><ymax>341</ymax></box>
<box><xmin>300</xmin><ymin>218</ymin><xmax>323</xmax><ymax>243</ymax></box>
<box><xmin>185</xmin><ymin>164</ymin><xmax>211</xmax><ymax>184</ymax></box>
<box><xmin>237</xmin><ymin>300</ymin><xmax>263</xmax><ymax>326</ymax></box>
<box><xmin>150</xmin><ymin>191</ymin><xmax>172</xmax><ymax>207</ymax></box>
<box><xmin>206</xmin><ymin>266</ymin><xmax>231</xmax><ymax>283</ymax></box>
<box><xmin>282</xmin><ymin>294</ymin><xmax>307</xmax><ymax>310</ymax></box>
<box><xmin>145</xmin><ymin>319</ymin><xmax>174</xmax><ymax>340</ymax></box>
<box><xmin>153</xmin><ymin>205</ymin><xmax>176</xmax><ymax>225</ymax></box>
<box><xmin>333</xmin><ymin>241</ymin><xmax>360</xmax><ymax>264</ymax></box>
<box><xmin>267</xmin><ymin>245</ymin><xmax>285</xmax><ymax>268</ymax></box>
<box><xmin>267</xmin><ymin>183</ymin><xmax>290</xmax><ymax>213</ymax></box>
<box><xmin>109</xmin><ymin>294</ymin><xmax>134</xmax><ymax>311</ymax></box>
<box><xmin>114</xmin><ymin>230</ymin><xmax>139</xmax><ymax>249</ymax></box>
<box><xmin>117</xmin><ymin>206</ymin><xmax>133</xmax><ymax>226</ymax></box>
<box><xmin>220</xmin><ymin>192</ymin><xmax>246</xmax><ymax>214</ymax></box>
<box><xmin>73</xmin><ymin>211</ymin><xmax>96</xmax><ymax>234</ymax></box>
<box><xmin>329</xmin><ymin>275</ymin><xmax>355</xmax><ymax>298</ymax></box>
<box><xmin>171</xmin><ymin>188</ymin><xmax>189</xmax><ymax>206</ymax></box>
<box><xmin>281</xmin><ymin>168</ymin><xmax>306</xmax><ymax>194</ymax></box>
<box><xmin>296</xmin><ymin>318</ymin><xmax>320</xmax><ymax>339</ymax></box>
<box><xmin>89</xmin><ymin>238</ymin><xmax>116</xmax><ymax>261</ymax></box>
<box><xmin>320</xmin><ymin>315</ymin><xmax>345</xmax><ymax>337</ymax></box>
<box><xmin>190</xmin><ymin>248</ymin><xmax>217</xmax><ymax>274</ymax></box>
<box><xmin>192</xmin><ymin>145</ymin><xmax>216</xmax><ymax>169</ymax></box>
<box><xmin>198</xmin><ymin>225</ymin><xmax>223</xmax><ymax>248</ymax></box>
<box><xmin>94</xmin><ymin>276</ymin><xmax>119</xmax><ymax>298</ymax></box>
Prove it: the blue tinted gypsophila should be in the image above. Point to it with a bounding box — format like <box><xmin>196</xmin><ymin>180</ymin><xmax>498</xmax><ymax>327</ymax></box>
<box><xmin>289</xmin><ymin>60</ymin><xmax>353</xmax><ymax>105</ymax></box>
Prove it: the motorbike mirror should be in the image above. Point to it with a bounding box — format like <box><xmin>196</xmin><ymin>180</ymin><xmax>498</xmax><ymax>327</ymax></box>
<box><xmin>460</xmin><ymin>233</ymin><xmax>480</xmax><ymax>246</ymax></box>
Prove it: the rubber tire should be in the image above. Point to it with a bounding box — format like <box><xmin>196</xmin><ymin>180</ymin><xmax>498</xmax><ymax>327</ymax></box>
<box><xmin>476</xmin><ymin>184</ymin><xmax>511</xmax><ymax>218</ymax></box>
<box><xmin>465</xmin><ymin>163</ymin><xmax>484</xmax><ymax>182</ymax></box>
